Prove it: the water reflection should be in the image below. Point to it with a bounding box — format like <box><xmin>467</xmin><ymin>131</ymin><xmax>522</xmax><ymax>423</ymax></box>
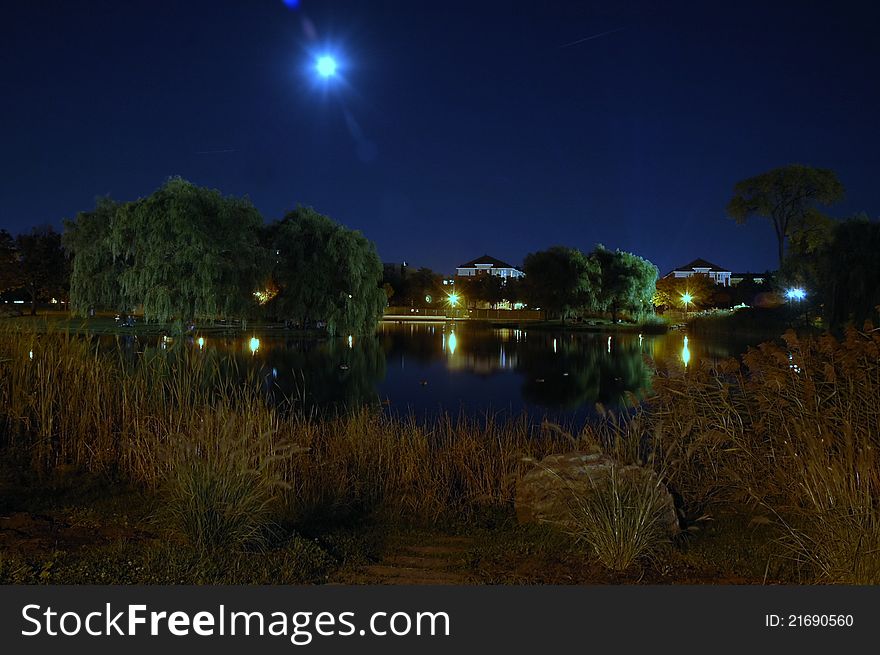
<box><xmin>98</xmin><ymin>322</ymin><xmax>757</xmax><ymax>421</ymax></box>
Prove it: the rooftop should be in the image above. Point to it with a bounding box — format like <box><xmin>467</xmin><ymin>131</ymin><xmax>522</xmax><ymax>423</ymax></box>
<box><xmin>457</xmin><ymin>254</ymin><xmax>521</xmax><ymax>270</ymax></box>
<box><xmin>671</xmin><ymin>258</ymin><xmax>730</xmax><ymax>272</ymax></box>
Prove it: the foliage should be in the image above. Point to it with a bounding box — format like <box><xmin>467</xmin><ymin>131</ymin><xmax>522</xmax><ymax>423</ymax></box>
<box><xmin>14</xmin><ymin>226</ymin><xmax>69</xmax><ymax>315</ymax></box>
<box><xmin>727</xmin><ymin>164</ymin><xmax>844</xmax><ymax>267</ymax></box>
<box><xmin>812</xmin><ymin>216</ymin><xmax>880</xmax><ymax>328</ymax></box>
<box><xmin>650</xmin><ymin>328</ymin><xmax>880</xmax><ymax>582</ymax></box>
<box><xmin>590</xmin><ymin>245</ymin><xmax>658</xmax><ymax>322</ymax></box>
<box><xmin>62</xmin><ymin>197</ymin><xmax>126</xmax><ymax>313</ymax></box>
<box><xmin>0</xmin><ymin>229</ymin><xmax>21</xmax><ymax>293</ymax></box>
<box><xmin>563</xmin><ymin>465</ymin><xmax>673</xmax><ymax>571</ymax></box>
<box><xmin>114</xmin><ymin>178</ymin><xmax>267</xmax><ymax>322</ymax></box>
<box><xmin>522</xmin><ymin>246</ymin><xmax>598</xmax><ymax>320</ymax></box>
<box><xmin>268</xmin><ymin>206</ymin><xmax>386</xmax><ymax>335</ymax></box>
<box><xmin>653</xmin><ymin>274</ymin><xmax>716</xmax><ymax>311</ymax></box>
<box><xmin>163</xmin><ymin>421</ymin><xmax>290</xmax><ymax>554</ymax></box>
<box><xmin>65</xmin><ymin>179</ymin><xmax>267</xmax><ymax>323</ymax></box>
<box><xmin>457</xmin><ymin>273</ymin><xmax>505</xmax><ymax>308</ymax></box>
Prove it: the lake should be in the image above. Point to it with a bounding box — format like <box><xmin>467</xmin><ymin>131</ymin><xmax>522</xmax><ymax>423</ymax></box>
<box><xmin>111</xmin><ymin>320</ymin><xmax>758</xmax><ymax>426</ymax></box>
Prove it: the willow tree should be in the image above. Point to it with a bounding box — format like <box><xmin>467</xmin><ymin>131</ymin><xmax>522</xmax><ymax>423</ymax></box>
<box><xmin>63</xmin><ymin>197</ymin><xmax>127</xmax><ymax>314</ymax></box>
<box><xmin>522</xmin><ymin>246</ymin><xmax>599</xmax><ymax>321</ymax></box>
<box><xmin>268</xmin><ymin>207</ymin><xmax>386</xmax><ymax>335</ymax></box>
<box><xmin>727</xmin><ymin>165</ymin><xmax>844</xmax><ymax>268</ymax></box>
<box><xmin>65</xmin><ymin>178</ymin><xmax>267</xmax><ymax>323</ymax></box>
<box><xmin>590</xmin><ymin>245</ymin><xmax>658</xmax><ymax>323</ymax></box>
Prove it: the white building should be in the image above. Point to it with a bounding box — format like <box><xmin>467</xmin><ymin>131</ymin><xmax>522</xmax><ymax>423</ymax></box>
<box><xmin>455</xmin><ymin>255</ymin><xmax>524</xmax><ymax>279</ymax></box>
<box><xmin>667</xmin><ymin>258</ymin><xmax>732</xmax><ymax>286</ymax></box>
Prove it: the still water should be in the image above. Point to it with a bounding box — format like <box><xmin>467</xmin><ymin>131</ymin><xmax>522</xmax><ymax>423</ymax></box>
<box><xmin>120</xmin><ymin>321</ymin><xmax>757</xmax><ymax>424</ymax></box>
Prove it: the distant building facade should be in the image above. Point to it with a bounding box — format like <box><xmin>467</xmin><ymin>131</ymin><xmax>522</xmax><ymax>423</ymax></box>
<box><xmin>455</xmin><ymin>255</ymin><xmax>524</xmax><ymax>279</ymax></box>
<box><xmin>667</xmin><ymin>258</ymin><xmax>732</xmax><ymax>287</ymax></box>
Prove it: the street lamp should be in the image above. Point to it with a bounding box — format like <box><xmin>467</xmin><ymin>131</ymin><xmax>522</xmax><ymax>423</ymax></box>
<box><xmin>681</xmin><ymin>292</ymin><xmax>693</xmax><ymax>318</ymax></box>
<box><xmin>785</xmin><ymin>288</ymin><xmax>806</xmax><ymax>302</ymax></box>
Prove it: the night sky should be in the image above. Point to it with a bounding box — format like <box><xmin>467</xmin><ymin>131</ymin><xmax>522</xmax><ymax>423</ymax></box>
<box><xmin>2</xmin><ymin>0</ymin><xmax>878</xmax><ymax>276</ymax></box>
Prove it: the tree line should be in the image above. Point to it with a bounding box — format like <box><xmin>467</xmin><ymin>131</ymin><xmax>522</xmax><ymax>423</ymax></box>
<box><xmin>5</xmin><ymin>178</ymin><xmax>387</xmax><ymax>335</ymax></box>
<box><xmin>387</xmin><ymin>245</ymin><xmax>658</xmax><ymax>324</ymax></box>
<box><xmin>0</xmin><ymin>226</ymin><xmax>68</xmax><ymax>316</ymax></box>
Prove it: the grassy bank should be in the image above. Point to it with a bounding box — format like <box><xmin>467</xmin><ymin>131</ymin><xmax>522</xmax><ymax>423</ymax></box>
<box><xmin>496</xmin><ymin>317</ymin><xmax>668</xmax><ymax>334</ymax></box>
<box><xmin>1</xmin><ymin>323</ymin><xmax>878</xmax><ymax>584</ymax></box>
<box><xmin>686</xmin><ymin>306</ymin><xmax>819</xmax><ymax>341</ymax></box>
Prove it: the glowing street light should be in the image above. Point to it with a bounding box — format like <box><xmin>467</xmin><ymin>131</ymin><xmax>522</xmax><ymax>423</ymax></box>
<box><xmin>785</xmin><ymin>287</ymin><xmax>806</xmax><ymax>301</ymax></box>
<box><xmin>680</xmin><ymin>291</ymin><xmax>694</xmax><ymax>318</ymax></box>
<box><xmin>448</xmin><ymin>293</ymin><xmax>459</xmax><ymax>307</ymax></box>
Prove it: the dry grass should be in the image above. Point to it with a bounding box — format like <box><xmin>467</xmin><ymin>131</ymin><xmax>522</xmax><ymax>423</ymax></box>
<box><xmin>648</xmin><ymin>325</ymin><xmax>880</xmax><ymax>583</ymax></box>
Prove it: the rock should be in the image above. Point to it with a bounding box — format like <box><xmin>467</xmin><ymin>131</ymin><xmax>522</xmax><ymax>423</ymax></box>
<box><xmin>515</xmin><ymin>451</ymin><xmax>679</xmax><ymax>535</ymax></box>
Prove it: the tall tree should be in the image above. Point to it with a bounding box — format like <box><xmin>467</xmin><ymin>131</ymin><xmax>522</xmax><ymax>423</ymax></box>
<box><xmin>268</xmin><ymin>207</ymin><xmax>386</xmax><ymax>335</ymax></box>
<box><xmin>15</xmin><ymin>226</ymin><xmax>69</xmax><ymax>315</ymax></box>
<box><xmin>522</xmin><ymin>246</ymin><xmax>598</xmax><ymax>321</ymax></box>
<box><xmin>108</xmin><ymin>178</ymin><xmax>267</xmax><ymax>323</ymax></box>
<box><xmin>727</xmin><ymin>164</ymin><xmax>844</xmax><ymax>268</ymax></box>
<box><xmin>590</xmin><ymin>245</ymin><xmax>658</xmax><ymax>323</ymax></box>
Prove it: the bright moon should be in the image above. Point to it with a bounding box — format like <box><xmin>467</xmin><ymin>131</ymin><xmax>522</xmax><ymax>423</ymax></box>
<box><xmin>316</xmin><ymin>55</ymin><xmax>337</xmax><ymax>78</ymax></box>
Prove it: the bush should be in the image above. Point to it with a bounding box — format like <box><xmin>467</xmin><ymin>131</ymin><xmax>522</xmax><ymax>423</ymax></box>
<box><xmin>563</xmin><ymin>464</ymin><xmax>673</xmax><ymax>571</ymax></box>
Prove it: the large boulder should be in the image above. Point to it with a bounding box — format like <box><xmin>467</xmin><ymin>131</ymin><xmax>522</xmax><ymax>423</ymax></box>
<box><xmin>515</xmin><ymin>451</ymin><xmax>679</xmax><ymax>535</ymax></box>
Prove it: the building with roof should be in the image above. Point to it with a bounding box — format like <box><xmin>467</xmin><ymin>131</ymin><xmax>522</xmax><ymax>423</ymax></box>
<box><xmin>455</xmin><ymin>255</ymin><xmax>524</xmax><ymax>279</ymax></box>
<box><xmin>666</xmin><ymin>258</ymin><xmax>732</xmax><ymax>286</ymax></box>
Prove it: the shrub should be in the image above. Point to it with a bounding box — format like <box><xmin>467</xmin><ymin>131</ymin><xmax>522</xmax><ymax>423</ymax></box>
<box><xmin>563</xmin><ymin>464</ymin><xmax>673</xmax><ymax>571</ymax></box>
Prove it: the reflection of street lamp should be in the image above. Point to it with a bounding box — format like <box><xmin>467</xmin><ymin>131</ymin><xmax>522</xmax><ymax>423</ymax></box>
<box><xmin>682</xmin><ymin>335</ymin><xmax>691</xmax><ymax>367</ymax></box>
<box><xmin>249</xmin><ymin>337</ymin><xmax>260</xmax><ymax>355</ymax></box>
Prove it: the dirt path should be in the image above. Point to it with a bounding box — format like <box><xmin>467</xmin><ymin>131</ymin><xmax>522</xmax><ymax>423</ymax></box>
<box><xmin>334</xmin><ymin>535</ymin><xmax>474</xmax><ymax>585</ymax></box>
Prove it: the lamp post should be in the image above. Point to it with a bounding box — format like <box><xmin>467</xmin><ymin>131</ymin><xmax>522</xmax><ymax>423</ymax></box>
<box><xmin>785</xmin><ymin>287</ymin><xmax>807</xmax><ymax>325</ymax></box>
<box><xmin>447</xmin><ymin>292</ymin><xmax>460</xmax><ymax>319</ymax></box>
<box><xmin>681</xmin><ymin>292</ymin><xmax>693</xmax><ymax>320</ymax></box>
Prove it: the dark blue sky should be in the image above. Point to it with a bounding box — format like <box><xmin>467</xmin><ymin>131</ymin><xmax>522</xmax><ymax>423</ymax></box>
<box><xmin>2</xmin><ymin>0</ymin><xmax>878</xmax><ymax>275</ymax></box>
